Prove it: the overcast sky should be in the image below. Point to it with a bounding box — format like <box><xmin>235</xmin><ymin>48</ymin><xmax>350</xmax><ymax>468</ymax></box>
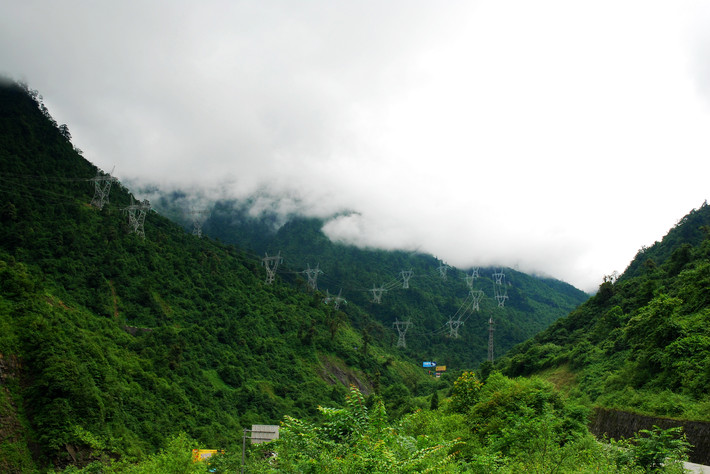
<box><xmin>2</xmin><ymin>1</ymin><xmax>710</xmax><ymax>292</ymax></box>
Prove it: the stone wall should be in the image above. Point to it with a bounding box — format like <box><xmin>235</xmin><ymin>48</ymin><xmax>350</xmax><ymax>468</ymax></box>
<box><xmin>590</xmin><ymin>407</ymin><xmax>710</xmax><ymax>465</ymax></box>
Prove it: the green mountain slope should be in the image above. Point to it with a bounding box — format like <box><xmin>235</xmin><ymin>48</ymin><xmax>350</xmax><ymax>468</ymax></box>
<box><xmin>151</xmin><ymin>195</ymin><xmax>589</xmax><ymax>369</ymax></box>
<box><xmin>0</xmin><ymin>82</ymin><xmax>434</xmax><ymax>470</ymax></box>
<box><xmin>499</xmin><ymin>203</ymin><xmax>710</xmax><ymax>420</ymax></box>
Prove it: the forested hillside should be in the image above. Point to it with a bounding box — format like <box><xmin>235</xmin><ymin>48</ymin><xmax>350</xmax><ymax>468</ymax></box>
<box><xmin>151</xmin><ymin>196</ymin><xmax>589</xmax><ymax>368</ymax></box>
<box><xmin>499</xmin><ymin>203</ymin><xmax>710</xmax><ymax>421</ymax></box>
<box><xmin>0</xmin><ymin>81</ymin><xmax>438</xmax><ymax>470</ymax></box>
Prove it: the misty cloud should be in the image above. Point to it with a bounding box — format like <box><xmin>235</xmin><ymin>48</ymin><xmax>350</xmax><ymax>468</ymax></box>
<box><xmin>2</xmin><ymin>1</ymin><xmax>710</xmax><ymax>292</ymax></box>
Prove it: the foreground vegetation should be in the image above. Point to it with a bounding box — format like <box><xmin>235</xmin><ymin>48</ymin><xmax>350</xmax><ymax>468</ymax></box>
<box><xmin>60</xmin><ymin>372</ymin><xmax>691</xmax><ymax>473</ymax></box>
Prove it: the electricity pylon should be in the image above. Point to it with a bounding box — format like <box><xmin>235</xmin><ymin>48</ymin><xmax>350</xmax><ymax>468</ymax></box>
<box><xmin>90</xmin><ymin>168</ymin><xmax>115</xmax><ymax>210</ymax></box>
<box><xmin>324</xmin><ymin>289</ymin><xmax>347</xmax><ymax>310</ymax></box>
<box><xmin>123</xmin><ymin>197</ymin><xmax>150</xmax><ymax>239</ymax></box>
<box><xmin>400</xmin><ymin>269</ymin><xmax>413</xmax><ymax>289</ymax></box>
<box><xmin>187</xmin><ymin>209</ymin><xmax>210</xmax><ymax>238</ymax></box>
<box><xmin>262</xmin><ymin>252</ymin><xmax>283</xmax><ymax>285</ymax></box>
<box><xmin>438</xmin><ymin>262</ymin><xmax>450</xmax><ymax>280</ymax></box>
<box><xmin>303</xmin><ymin>264</ymin><xmax>323</xmax><ymax>291</ymax></box>
<box><xmin>369</xmin><ymin>285</ymin><xmax>387</xmax><ymax>304</ymax></box>
<box><xmin>492</xmin><ymin>269</ymin><xmax>508</xmax><ymax>307</ymax></box>
<box><xmin>470</xmin><ymin>289</ymin><xmax>484</xmax><ymax>311</ymax></box>
<box><xmin>465</xmin><ymin>267</ymin><xmax>480</xmax><ymax>288</ymax></box>
<box><xmin>494</xmin><ymin>283</ymin><xmax>508</xmax><ymax>307</ymax></box>
<box><xmin>487</xmin><ymin>317</ymin><xmax>495</xmax><ymax>362</ymax></box>
<box><xmin>446</xmin><ymin>317</ymin><xmax>464</xmax><ymax>338</ymax></box>
<box><xmin>393</xmin><ymin>319</ymin><xmax>413</xmax><ymax>348</ymax></box>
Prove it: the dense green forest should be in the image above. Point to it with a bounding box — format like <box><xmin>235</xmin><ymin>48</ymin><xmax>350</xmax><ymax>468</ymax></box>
<box><xmin>150</xmin><ymin>194</ymin><xmax>589</xmax><ymax>368</ymax></box>
<box><xmin>499</xmin><ymin>202</ymin><xmax>710</xmax><ymax>421</ymax></box>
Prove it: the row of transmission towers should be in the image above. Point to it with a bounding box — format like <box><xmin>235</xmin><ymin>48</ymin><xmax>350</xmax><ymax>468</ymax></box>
<box><xmin>258</xmin><ymin>252</ymin><xmax>512</xmax><ymax>360</ymax></box>
<box><xmin>90</xmin><ymin>169</ymin><xmax>153</xmax><ymax>240</ymax></box>
<box><xmin>488</xmin><ymin>269</ymin><xmax>508</xmax><ymax>363</ymax></box>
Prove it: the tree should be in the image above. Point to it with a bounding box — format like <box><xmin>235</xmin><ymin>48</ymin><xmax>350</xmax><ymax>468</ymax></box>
<box><xmin>429</xmin><ymin>390</ymin><xmax>439</xmax><ymax>410</ymax></box>
<box><xmin>58</xmin><ymin>123</ymin><xmax>71</xmax><ymax>141</ymax></box>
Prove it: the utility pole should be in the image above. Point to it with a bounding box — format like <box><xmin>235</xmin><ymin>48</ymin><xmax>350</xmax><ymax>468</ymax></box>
<box><xmin>262</xmin><ymin>252</ymin><xmax>283</xmax><ymax>285</ymax></box>
<box><xmin>487</xmin><ymin>317</ymin><xmax>495</xmax><ymax>362</ymax></box>
<box><xmin>90</xmin><ymin>168</ymin><xmax>115</xmax><ymax>210</ymax></box>
<box><xmin>400</xmin><ymin>269</ymin><xmax>413</xmax><ymax>289</ymax></box>
<box><xmin>123</xmin><ymin>197</ymin><xmax>150</xmax><ymax>239</ymax></box>
<box><xmin>187</xmin><ymin>209</ymin><xmax>210</xmax><ymax>238</ymax></box>
<box><xmin>369</xmin><ymin>285</ymin><xmax>387</xmax><ymax>304</ymax></box>
<box><xmin>393</xmin><ymin>319</ymin><xmax>412</xmax><ymax>348</ymax></box>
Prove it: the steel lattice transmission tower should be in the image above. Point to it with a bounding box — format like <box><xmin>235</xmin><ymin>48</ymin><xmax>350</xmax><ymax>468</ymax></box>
<box><xmin>493</xmin><ymin>269</ymin><xmax>508</xmax><ymax>307</ymax></box>
<box><xmin>369</xmin><ymin>285</ymin><xmax>387</xmax><ymax>304</ymax></box>
<box><xmin>400</xmin><ymin>269</ymin><xmax>413</xmax><ymax>289</ymax></box>
<box><xmin>303</xmin><ymin>264</ymin><xmax>323</xmax><ymax>291</ymax></box>
<box><xmin>262</xmin><ymin>252</ymin><xmax>283</xmax><ymax>285</ymax></box>
<box><xmin>438</xmin><ymin>262</ymin><xmax>450</xmax><ymax>280</ymax></box>
<box><xmin>487</xmin><ymin>317</ymin><xmax>495</xmax><ymax>362</ymax></box>
<box><xmin>465</xmin><ymin>267</ymin><xmax>480</xmax><ymax>289</ymax></box>
<box><xmin>187</xmin><ymin>209</ymin><xmax>210</xmax><ymax>238</ymax></box>
<box><xmin>470</xmin><ymin>289</ymin><xmax>484</xmax><ymax>311</ymax></box>
<box><xmin>393</xmin><ymin>319</ymin><xmax>413</xmax><ymax>348</ymax></box>
<box><xmin>446</xmin><ymin>317</ymin><xmax>464</xmax><ymax>338</ymax></box>
<box><xmin>123</xmin><ymin>197</ymin><xmax>151</xmax><ymax>239</ymax></box>
<box><xmin>90</xmin><ymin>168</ymin><xmax>115</xmax><ymax>210</ymax></box>
<box><xmin>494</xmin><ymin>285</ymin><xmax>508</xmax><ymax>307</ymax></box>
<box><xmin>324</xmin><ymin>289</ymin><xmax>347</xmax><ymax>310</ymax></box>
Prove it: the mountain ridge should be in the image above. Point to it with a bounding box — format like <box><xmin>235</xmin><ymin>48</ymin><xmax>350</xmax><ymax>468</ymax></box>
<box><xmin>499</xmin><ymin>201</ymin><xmax>710</xmax><ymax>421</ymax></box>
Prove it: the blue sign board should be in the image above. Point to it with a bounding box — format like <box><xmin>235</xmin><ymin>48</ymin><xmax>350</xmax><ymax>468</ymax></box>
<box><xmin>423</xmin><ymin>361</ymin><xmax>436</xmax><ymax>368</ymax></box>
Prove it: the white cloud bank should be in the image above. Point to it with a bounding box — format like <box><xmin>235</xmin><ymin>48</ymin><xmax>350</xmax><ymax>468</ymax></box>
<box><xmin>2</xmin><ymin>0</ymin><xmax>710</xmax><ymax>292</ymax></box>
